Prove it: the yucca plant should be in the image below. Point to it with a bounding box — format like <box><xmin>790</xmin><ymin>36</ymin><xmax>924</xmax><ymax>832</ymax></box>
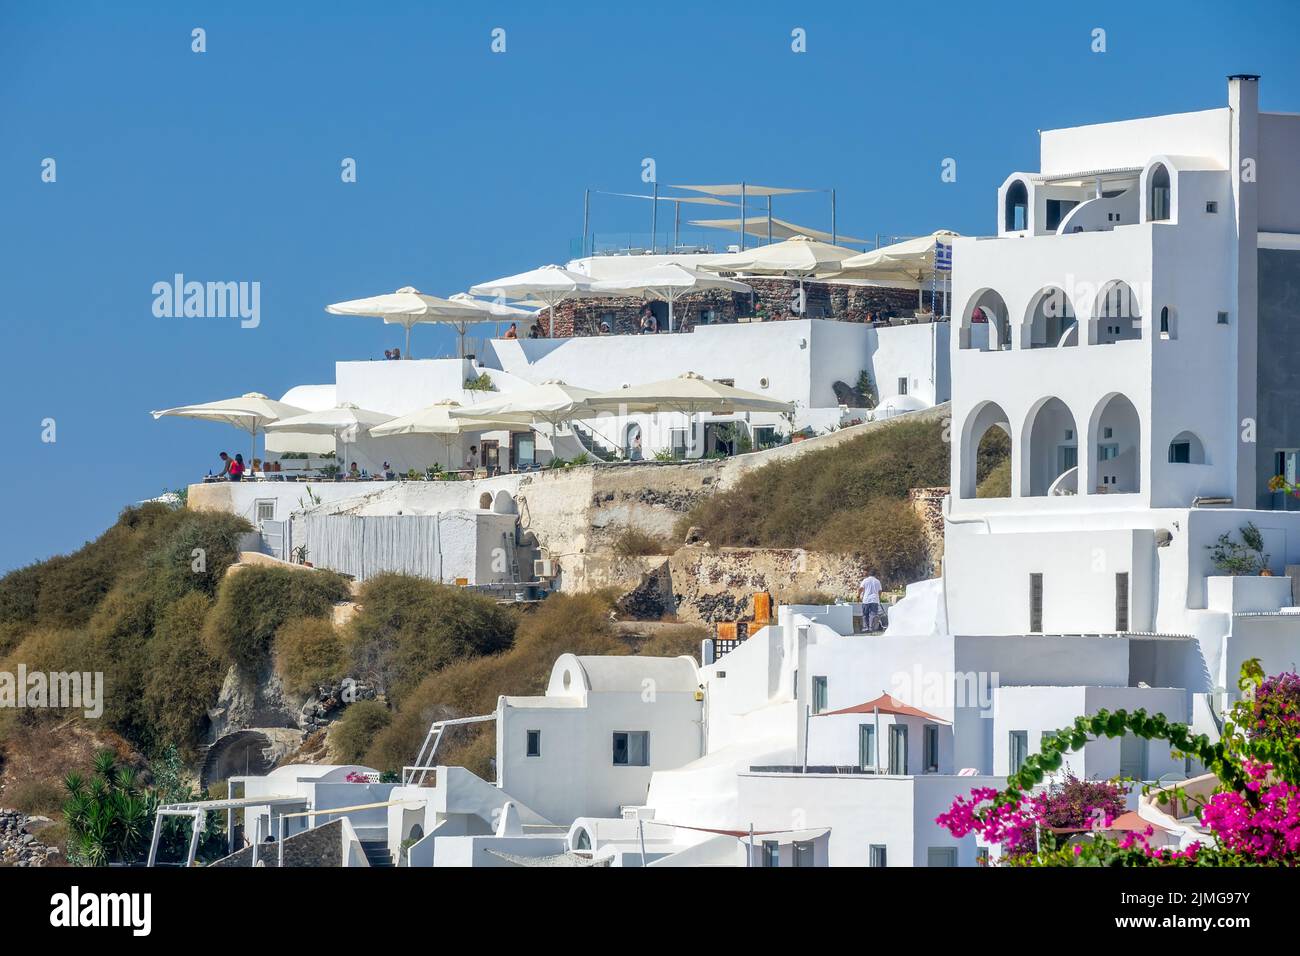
<box><xmin>62</xmin><ymin>749</ymin><xmax>157</xmax><ymax>867</ymax></box>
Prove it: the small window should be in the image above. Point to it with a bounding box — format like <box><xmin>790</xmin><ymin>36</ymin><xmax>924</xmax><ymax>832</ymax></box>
<box><xmin>793</xmin><ymin>841</ymin><xmax>814</xmax><ymax>867</ymax></box>
<box><xmin>1206</xmin><ymin>201</ymin><xmax>1218</xmax><ymax>214</ymax></box>
<box><xmin>976</xmin><ymin>847</ymin><xmax>990</xmax><ymax>866</ymax></box>
<box><xmin>869</xmin><ymin>844</ymin><xmax>888</xmax><ymax>867</ymax></box>
<box><xmin>612</xmin><ymin>731</ymin><xmax>649</xmax><ymax>766</ymax></box>
<box><xmin>1218</xmin><ymin>311</ymin><xmax>1230</xmax><ymax>325</ymax></box>
<box><xmin>812</xmin><ymin>676</ymin><xmax>828</xmax><ymax>715</ymax></box>
<box><xmin>255</xmin><ymin>499</ymin><xmax>275</xmax><ymax>522</ymax></box>
<box><xmin>1169</xmin><ymin>441</ymin><xmax>1191</xmax><ymax>464</ymax></box>
<box><xmin>1005</xmin><ymin>180</ymin><xmax>1029</xmax><ymax>232</ymax></box>
<box><xmin>1149</xmin><ymin>164</ymin><xmax>1171</xmax><ymax>221</ymax></box>
<box><xmin>762</xmin><ymin>840</ymin><xmax>780</xmax><ymax>867</ymax></box>
<box><xmin>897</xmin><ymin>377</ymin><xmax>908</xmax><ymax>396</ymax></box>
<box><xmin>526</xmin><ymin>729</ymin><xmax>541</xmax><ymax>757</ymax></box>
<box><xmin>927</xmin><ymin>847</ymin><xmax>958</xmax><ymax>867</ymax></box>
<box><xmin>923</xmin><ymin>725</ymin><xmax>940</xmax><ymax>773</ymax></box>
<box><xmin>1029</xmin><ymin>573</ymin><xmax>1043</xmax><ymax>633</ymax></box>
<box><xmin>1009</xmin><ymin>730</ymin><xmax>1029</xmax><ymax>773</ymax></box>
<box><xmin>1115</xmin><ymin>572</ymin><xmax>1130</xmax><ymax>632</ymax></box>
<box><xmin>1159</xmin><ymin>306</ymin><xmax>1171</xmax><ymax>339</ymax></box>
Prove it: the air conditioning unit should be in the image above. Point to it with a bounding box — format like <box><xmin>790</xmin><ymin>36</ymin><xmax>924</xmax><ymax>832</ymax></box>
<box><xmin>533</xmin><ymin>559</ymin><xmax>555</xmax><ymax>578</ymax></box>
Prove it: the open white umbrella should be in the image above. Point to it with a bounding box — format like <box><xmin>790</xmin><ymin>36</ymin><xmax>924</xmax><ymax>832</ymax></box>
<box><xmin>833</xmin><ymin>230</ymin><xmax>960</xmax><ymax>282</ymax></box>
<box><xmin>589</xmin><ymin>264</ymin><xmax>752</xmax><ymax>332</ymax></box>
<box><xmin>264</xmin><ymin>403</ymin><xmax>393</xmax><ymax>471</ymax></box>
<box><xmin>469</xmin><ymin>265</ymin><xmax>597</xmax><ymax>339</ymax></box>
<box><xmin>369</xmin><ymin>399</ymin><xmax>530</xmax><ymax>469</ymax></box>
<box><xmin>326</xmin><ymin>286</ymin><xmax>485</xmax><ymax>359</ymax></box>
<box><xmin>582</xmin><ymin>371</ymin><xmax>793</xmax><ymax>416</ymax></box>
<box><xmin>447</xmin><ymin>293</ymin><xmax>537</xmax><ymax>341</ymax></box>
<box><xmin>697</xmin><ymin>235</ymin><xmax>858</xmax><ymax>316</ymax></box>
<box><xmin>151</xmin><ymin>391</ymin><xmax>308</xmax><ymax>463</ymax></box>
<box><xmin>448</xmin><ymin>379</ymin><xmax>601</xmax><ymax>432</ymax></box>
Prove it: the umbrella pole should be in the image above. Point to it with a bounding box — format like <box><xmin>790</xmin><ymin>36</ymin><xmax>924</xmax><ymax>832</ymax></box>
<box><xmin>405</xmin><ymin>324</ymin><xmax>413</xmax><ymax>360</ymax></box>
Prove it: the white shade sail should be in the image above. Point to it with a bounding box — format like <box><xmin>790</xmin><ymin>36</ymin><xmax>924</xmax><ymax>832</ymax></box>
<box><xmin>468</xmin><ymin>265</ymin><xmax>598</xmax><ymax>339</ymax></box>
<box><xmin>326</xmin><ymin>286</ymin><xmax>486</xmax><ymax>358</ymax></box>
<box><xmin>696</xmin><ymin>235</ymin><xmax>858</xmax><ymax>277</ymax></box>
<box><xmin>671</xmin><ymin>183</ymin><xmax>812</xmax><ymax>197</ymax></box>
<box><xmin>689</xmin><ymin>217</ymin><xmax>869</xmax><ymax>247</ymax></box>
<box><xmin>833</xmin><ymin>230</ymin><xmax>960</xmax><ymax>282</ymax></box>
<box><xmin>582</xmin><ymin>371</ymin><xmax>794</xmax><ymax>416</ymax></box>
<box><xmin>151</xmin><ymin>392</ymin><xmax>308</xmax><ymax>460</ymax></box>
<box><xmin>588</xmin><ymin>264</ymin><xmax>753</xmax><ymax>332</ymax></box>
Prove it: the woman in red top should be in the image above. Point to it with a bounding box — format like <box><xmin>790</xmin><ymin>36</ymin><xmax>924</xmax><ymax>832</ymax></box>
<box><xmin>228</xmin><ymin>454</ymin><xmax>245</xmax><ymax>482</ymax></box>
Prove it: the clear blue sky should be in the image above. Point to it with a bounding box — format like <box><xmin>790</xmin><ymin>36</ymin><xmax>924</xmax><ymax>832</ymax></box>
<box><xmin>2</xmin><ymin>0</ymin><xmax>1298</xmax><ymax>573</ymax></box>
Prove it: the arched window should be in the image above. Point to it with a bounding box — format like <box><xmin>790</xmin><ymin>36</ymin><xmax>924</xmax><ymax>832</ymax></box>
<box><xmin>961</xmin><ymin>289</ymin><xmax>1012</xmax><ymax>351</ymax></box>
<box><xmin>1093</xmin><ymin>281</ymin><xmax>1142</xmax><ymax>344</ymax></box>
<box><xmin>1168</xmin><ymin>431</ymin><xmax>1205</xmax><ymax>465</ymax></box>
<box><xmin>573</xmin><ymin>827</ymin><xmax>592</xmax><ymax>852</ymax></box>
<box><xmin>1159</xmin><ymin>305</ymin><xmax>1175</xmax><ymax>339</ymax></box>
<box><xmin>1005</xmin><ymin>180</ymin><xmax>1029</xmax><ymax>232</ymax></box>
<box><xmin>1024</xmin><ymin>287</ymin><xmax>1078</xmax><ymax>348</ymax></box>
<box><xmin>1149</xmin><ymin>164</ymin><xmax>1171</xmax><ymax>222</ymax></box>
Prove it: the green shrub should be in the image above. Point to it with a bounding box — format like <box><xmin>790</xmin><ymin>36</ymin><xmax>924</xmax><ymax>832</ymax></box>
<box><xmin>331</xmin><ymin>701</ymin><xmax>392</xmax><ymax>764</ymax></box>
<box><xmin>205</xmin><ymin>566</ymin><xmax>351</xmax><ymax>676</ymax></box>
<box><xmin>976</xmin><ymin>456</ymin><xmax>1012</xmax><ymax>498</ymax></box>
<box><xmin>364</xmin><ymin>592</ymin><xmax>622</xmax><ymax>773</ymax></box>
<box><xmin>275</xmin><ymin>617</ymin><xmax>350</xmax><ymax>697</ymax></box>
<box><xmin>348</xmin><ymin>574</ymin><xmax>516</xmax><ymax>707</ymax></box>
<box><xmin>611</xmin><ymin>525</ymin><xmax>670</xmax><ymax>558</ymax></box>
<box><xmin>4</xmin><ymin>776</ymin><xmax>65</xmax><ymax>815</ymax></box>
<box><xmin>678</xmin><ymin>418</ymin><xmax>950</xmax><ymax>550</ymax></box>
<box><xmin>975</xmin><ymin>426</ymin><xmax>1012</xmax><ymax>497</ymax></box>
<box><xmin>142</xmin><ymin>592</ymin><xmax>224</xmax><ymax>756</ymax></box>
<box><xmin>143</xmin><ymin>510</ymin><xmax>252</xmax><ymax>606</ymax></box>
<box><xmin>86</xmin><ymin>583</ymin><xmax>158</xmax><ymax>742</ymax></box>
<box><xmin>810</xmin><ymin>501</ymin><xmax>929</xmax><ymax>588</ymax></box>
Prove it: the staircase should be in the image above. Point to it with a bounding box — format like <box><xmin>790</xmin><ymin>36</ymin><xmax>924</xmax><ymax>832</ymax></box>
<box><xmin>570</xmin><ymin>422</ymin><xmax>617</xmax><ymax>461</ymax></box>
<box><xmin>360</xmin><ymin>839</ymin><xmax>393</xmax><ymax>868</ymax></box>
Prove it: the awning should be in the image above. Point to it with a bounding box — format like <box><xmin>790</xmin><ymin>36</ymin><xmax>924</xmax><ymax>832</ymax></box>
<box><xmin>672</xmin><ymin>183</ymin><xmax>813</xmax><ymax>197</ymax></box>
<box><xmin>815</xmin><ymin>691</ymin><xmax>949</xmax><ymax>723</ymax></box>
<box><xmin>689</xmin><ymin>216</ymin><xmax>868</xmax><ymax>247</ymax></box>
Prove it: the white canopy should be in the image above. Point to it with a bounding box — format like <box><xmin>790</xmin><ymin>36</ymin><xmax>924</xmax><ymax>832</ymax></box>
<box><xmin>588</xmin><ymin>264</ymin><xmax>752</xmax><ymax>332</ymax></box>
<box><xmin>833</xmin><ymin>230</ymin><xmax>960</xmax><ymax>282</ymax></box>
<box><xmin>449</xmin><ymin>379</ymin><xmax>601</xmax><ymax>430</ymax></box>
<box><xmin>151</xmin><ymin>391</ymin><xmax>308</xmax><ymax>461</ymax></box>
<box><xmin>468</xmin><ymin>265</ymin><xmax>598</xmax><ymax>339</ymax></box>
<box><xmin>582</xmin><ymin>371</ymin><xmax>794</xmax><ymax>416</ymax></box>
<box><xmin>696</xmin><ymin>235</ymin><xmax>858</xmax><ymax>277</ymax></box>
<box><xmin>326</xmin><ymin>286</ymin><xmax>485</xmax><ymax>358</ymax></box>
<box><xmin>264</xmin><ymin>403</ymin><xmax>393</xmax><ymax>465</ymax></box>
<box><xmin>369</xmin><ymin>400</ymin><xmax>529</xmax><ymax>469</ymax></box>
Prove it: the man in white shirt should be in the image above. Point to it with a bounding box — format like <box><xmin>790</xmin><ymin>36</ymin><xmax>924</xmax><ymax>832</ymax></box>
<box><xmin>859</xmin><ymin>569</ymin><xmax>883</xmax><ymax>632</ymax></box>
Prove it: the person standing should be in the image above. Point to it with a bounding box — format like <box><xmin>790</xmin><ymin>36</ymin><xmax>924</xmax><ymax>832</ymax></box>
<box><xmin>228</xmin><ymin>454</ymin><xmax>245</xmax><ymax>482</ymax></box>
<box><xmin>859</xmin><ymin>568</ymin><xmax>883</xmax><ymax>632</ymax></box>
<box><xmin>217</xmin><ymin>451</ymin><xmax>232</xmax><ymax>478</ymax></box>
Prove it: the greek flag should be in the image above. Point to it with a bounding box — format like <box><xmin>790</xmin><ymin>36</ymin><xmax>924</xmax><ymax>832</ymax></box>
<box><xmin>935</xmin><ymin>241</ymin><xmax>952</xmax><ymax>272</ymax></box>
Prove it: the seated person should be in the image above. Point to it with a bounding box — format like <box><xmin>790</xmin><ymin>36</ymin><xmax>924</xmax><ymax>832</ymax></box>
<box><xmin>598</xmin><ymin>319</ymin><xmax>612</xmax><ymax>335</ymax></box>
<box><xmin>348</xmin><ymin>461</ymin><xmax>360</xmax><ymax>479</ymax></box>
<box><xmin>383</xmin><ymin>461</ymin><xmax>396</xmax><ymax>480</ymax></box>
<box><xmin>504</xmin><ymin>322</ymin><xmax>518</xmax><ymax>340</ymax></box>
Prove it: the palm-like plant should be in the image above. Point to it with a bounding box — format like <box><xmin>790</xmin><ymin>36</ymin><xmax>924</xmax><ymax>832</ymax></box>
<box><xmin>62</xmin><ymin>749</ymin><xmax>157</xmax><ymax>867</ymax></box>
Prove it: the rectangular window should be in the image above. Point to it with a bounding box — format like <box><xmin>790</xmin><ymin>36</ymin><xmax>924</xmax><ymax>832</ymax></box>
<box><xmin>1029</xmin><ymin>573</ymin><xmax>1043</xmax><ymax>633</ymax></box>
<box><xmin>1218</xmin><ymin>311</ymin><xmax>1230</xmax><ymax>325</ymax></box>
<box><xmin>869</xmin><ymin>844</ymin><xmax>888</xmax><ymax>867</ymax></box>
<box><xmin>923</xmin><ymin>724</ymin><xmax>940</xmax><ymax>773</ymax></box>
<box><xmin>612</xmin><ymin>731</ymin><xmax>649</xmax><ymax>766</ymax></box>
<box><xmin>1169</xmin><ymin>441</ymin><xmax>1190</xmax><ymax>463</ymax></box>
<box><xmin>525</xmin><ymin>729</ymin><xmax>541</xmax><ymax>757</ymax></box>
<box><xmin>1115</xmin><ymin>572</ymin><xmax>1130</xmax><ymax>632</ymax></box>
<box><xmin>1009</xmin><ymin>730</ymin><xmax>1029</xmax><ymax>774</ymax></box>
<box><xmin>762</xmin><ymin>840</ymin><xmax>780</xmax><ymax>868</ymax></box>
<box><xmin>793</xmin><ymin>841</ymin><xmax>814</xmax><ymax>867</ymax></box>
<box><xmin>887</xmin><ymin>724</ymin><xmax>908</xmax><ymax>775</ymax></box>
<box><xmin>897</xmin><ymin>377</ymin><xmax>908</xmax><ymax>395</ymax></box>
<box><xmin>927</xmin><ymin>847</ymin><xmax>958</xmax><ymax>867</ymax></box>
<box><xmin>670</xmin><ymin>428</ymin><xmax>688</xmax><ymax>458</ymax></box>
<box><xmin>976</xmin><ymin>847</ymin><xmax>990</xmax><ymax>866</ymax></box>
<box><xmin>1045</xmin><ymin>199</ymin><xmax>1077</xmax><ymax>231</ymax></box>
<box><xmin>255</xmin><ymin>499</ymin><xmax>275</xmax><ymax>523</ymax></box>
<box><xmin>811</xmin><ymin>676</ymin><xmax>828</xmax><ymax>714</ymax></box>
<box><xmin>1206</xmin><ymin>201</ymin><xmax>1218</xmax><ymax>213</ymax></box>
<box><xmin>859</xmin><ymin>724</ymin><xmax>876</xmax><ymax>770</ymax></box>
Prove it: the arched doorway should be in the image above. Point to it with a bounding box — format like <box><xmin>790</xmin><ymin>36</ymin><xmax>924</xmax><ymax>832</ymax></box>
<box><xmin>1089</xmin><ymin>394</ymin><xmax>1142</xmax><ymax>494</ymax></box>
<box><xmin>1148</xmin><ymin>163</ymin><xmax>1171</xmax><ymax>221</ymax></box>
<box><xmin>1005</xmin><ymin>179</ymin><xmax>1030</xmax><ymax>232</ymax></box>
<box><xmin>1092</xmin><ymin>281</ymin><xmax>1142</xmax><ymax>344</ymax></box>
<box><xmin>961</xmin><ymin>401</ymin><xmax>1012</xmax><ymax>498</ymax></box>
<box><xmin>625</xmin><ymin>422</ymin><xmax>643</xmax><ymax>461</ymax></box>
<box><xmin>1022</xmin><ymin>397</ymin><xmax>1079</xmax><ymax>496</ymax></box>
<box><xmin>1024</xmin><ymin>287</ymin><xmax>1078</xmax><ymax>348</ymax></box>
<box><xmin>961</xmin><ymin>289</ymin><xmax>1012</xmax><ymax>352</ymax></box>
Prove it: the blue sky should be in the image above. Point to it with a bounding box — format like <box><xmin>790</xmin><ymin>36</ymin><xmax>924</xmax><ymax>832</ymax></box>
<box><xmin>2</xmin><ymin>0</ymin><xmax>1298</xmax><ymax>573</ymax></box>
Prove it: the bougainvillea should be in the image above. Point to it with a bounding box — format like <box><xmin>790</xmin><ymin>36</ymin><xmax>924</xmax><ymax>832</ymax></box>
<box><xmin>937</xmin><ymin>660</ymin><xmax>1300</xmax><ymax>866</ymax></box>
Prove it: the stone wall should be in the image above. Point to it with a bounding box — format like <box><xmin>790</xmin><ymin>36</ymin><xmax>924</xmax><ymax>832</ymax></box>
<box><xmin>531</xmin><ymin>278</ymin><xmax>940</xmax><ymax>338</ymax></box>
<box><xmin>909</xmin><ymin>486</ymin><xmax>949</xmax><ymax>575</ymax></box>
<box><xmin>209</xmin><ymin>818</ymin><xmax>345</xmax><ymax>867</ymax></box>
